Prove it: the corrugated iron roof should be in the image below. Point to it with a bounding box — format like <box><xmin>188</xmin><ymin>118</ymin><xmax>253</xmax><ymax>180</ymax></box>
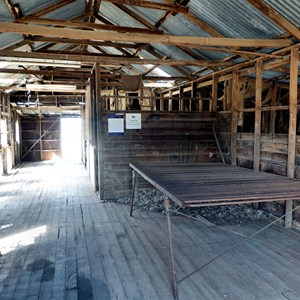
<box><xmin>99</xmin><ymin>2</ymin><xmax>147</xmax><ymax>28</ymax></box>
<box><xmin>188</xmin><ymin>0</ymin><xmax>284</xmax><ymax>39</ymax></box>
<box><xmin>0</xmin><ymin>33</ymin><xmax>23</xmax><ymax>50</ymax></box>
<box><xmin>10</xmin><ymin>0</ymin><xmax>63</xmax><ymax>17</ymax></box>
<box><xmin>0</xmin><ymin>0</ymin><xmax>297</xmax><ymax>99</ymax></box>
<box><xmin>265</xmin><ymin>0</ymin><xmax>300</xmax><ymax>27</ymax></box>
<box><xmin>43</xmin><ymin>0</ymin><xmax>86</xmax><ymax>20</ymax></box>
<box><xmin>0</xmin><ymin>1</ymin><xmax>14</xmax><ymax>22</ymax></box>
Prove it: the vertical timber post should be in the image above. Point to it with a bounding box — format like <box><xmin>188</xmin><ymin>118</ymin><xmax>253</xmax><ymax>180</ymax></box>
<box><xmin>254</xmin><ymin>60</ymin><xmax>262</xmax><ymax>172</ymax></box>
<box><xmin>160</xmin><ymin>94</ymin><xmax>164</xmax><ymax>111</ymax></box>
<box><xmin>286</xmin><ymin>47</ymin><xmax>299</xmax><ymax>228</ymax></box>
<box><xmin>212</xmin><ymin>74</ymin><xmax>218</xmax><ymax>112</ymax></box>
<box><xmin>95</xmin><ymin>62</ymin><xmax>104</xmax><ymax>200</ymax></box>
<box><xmin>231</xmin><ymin>71</ymin><xmax>239</xmax><ymax>166</ymax></box>
<box><xmin>169</xmin><ymin>91</ymin><xmax>173</xmax><ymax>112</ymax></box>
<box><xmin>269</xmin><ymin>83</ymin><xmax>277</xmax><ymax>135</ymax></box>
<box><xmin>179</xmin><ymin>86</ymin><xmax>184</xmax><ymax>111</ymax></box>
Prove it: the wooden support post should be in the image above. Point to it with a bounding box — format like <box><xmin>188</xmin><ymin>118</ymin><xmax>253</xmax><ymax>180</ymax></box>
<box><xmin>231</xmin><ymin>71</ymin><xmax>239</xmax><ymax>166</ymax></box>
<box><xmin>168</xmin><ymin>91</ymin><xmax>173</xmax><ymax>111</ymax></box>
<box><xmin>160</xmin><ymin>94</ymin><xmax>164</xmax><ymax>111</ymax></box>
<box><xmin>164</xmin><ymin>195</ymin><xmax>179</xmax><ymax>300</ymax></box>
<box><xmin>95</xmin><ymin>62</ymin><xmax>104</xmax><ymax>199</ymax></box>
<box><xmin>269</xmin><ymin>83</ymin><xmax>277</xmax><ymax>135</ymax></box>
<box><xmin>286</xmin><ymin>47</ymin><xmax>299</xmax><ymax>229</ymax></box>
<box><xmin>254</xmin><ymin>60</ymin><xmax>262</xmax><ymax>172</ymax></box>
<box><xmin>212</xmin><ymin>74</ymin><xmax>218</xmax><ymax>112</ymax></box>
<box><xmin>179</xmin><ymin>86</ymin><xmax>184</xmax><ymax>111</ymax></box>
<box><xmin>191</xmin><ymin>82</ymin><xmax>197</xmax><ymax>111</ymax></box>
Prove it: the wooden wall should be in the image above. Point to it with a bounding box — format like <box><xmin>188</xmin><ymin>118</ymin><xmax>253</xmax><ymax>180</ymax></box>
<box><xmin>218</xmin><ymin>123</ymin><xmax>300</xmax><ymax>224</ymax></box>
<box><xmin>99</xmin><ymin>112</ymin><xmax>219</xmax><ymax>198</ymax></box>
<box><xmin>21</xmin><ymin>116</ymin><xmax>61</xmax><ymax>161</ymax></box>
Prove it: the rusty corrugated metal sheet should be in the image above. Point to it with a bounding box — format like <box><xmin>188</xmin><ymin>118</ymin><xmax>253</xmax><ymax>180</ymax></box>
<box><xmin>265</xmin><ymin>0</ymin><xmax>300</xmax><ymax>27</ymax></box>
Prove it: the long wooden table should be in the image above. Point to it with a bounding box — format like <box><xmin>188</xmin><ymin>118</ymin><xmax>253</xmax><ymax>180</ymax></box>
<box><xmin>129</xmin><ymin>162</ymin><xmax>300</xmax><ymax>300</ymax></box>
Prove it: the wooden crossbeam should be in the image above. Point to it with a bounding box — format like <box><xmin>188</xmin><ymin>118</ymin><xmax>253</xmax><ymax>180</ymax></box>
<box><xmin>0</xmin><ymin>50</ymin><xmax>232</xmax><ymax>67</ymax></box>
<box><xmin>0</xmin><ymin>68</ymin><xmax>91</xmax><ymax>78</ymax></box>
<box><xmin>0</xmin><ymin>22</ymin><xmax>291</xmax><ymax>48</ymax></box>
<box><xmin>1</xmin><ymin>86</ymin><xmax>86</xmax><ymax>93</ymax></box>
<box><xmin>26</xmin><ymin>36</ymin><xmax>136</xmax><ymax>49</ymax></box>
<box><xmin>19</xmin><ymin>17</ymin><xmax>164</xmax><ymax>35</ymax></box>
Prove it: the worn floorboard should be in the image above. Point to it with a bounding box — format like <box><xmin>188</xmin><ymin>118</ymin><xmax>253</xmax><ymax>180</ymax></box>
<box><xmin>1</xmin><ymin>161</ymin><xmax>300</xmax><ymax>299</ymax></box>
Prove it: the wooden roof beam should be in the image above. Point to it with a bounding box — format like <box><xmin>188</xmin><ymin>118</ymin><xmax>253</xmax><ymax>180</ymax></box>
<box><xmin>159</xmin><ymin>44</ymin><xmax>300</xmax><ymax>95</ymax></box>
<box><xmin>101</xmin><ymin>0</ymin><xmax>189</xmax><ymax>14</ymax></box>
<box><xmin>0</xmin><ymin>22</ymin><xmax>291</xmax><ymax>48</ymax></box>
<box><xmin>0</xmin><ymin>50</ymin><xmax>232</xmax><ymax>67</ymax></box>
<box><xmin>19</xmin><ymin>17</ymin><xmax>164</xmax><ymax>35</ymax></box>
<box><xmin>93</xmin><ymin>12</ymin><xmax>164</xmax><ymax>34</ymax></box>
<box><xmin>4</xmin><ymin>0</ymin><xmax>35</xmax><ymax>51</ymax></box>
<box><xmin>0</xmin><ymin>68</ymin><xmax>91</xmax><ymax>78</ymax></box>
<box><xmin>247</xmin><ymin>0</ymin><xmax>300</xmax><ymax>41</ymax></box>
<box><xmin>26</xmin><ymin>36</ymin><xmax>136</xmax><ymax>49</ymax></box>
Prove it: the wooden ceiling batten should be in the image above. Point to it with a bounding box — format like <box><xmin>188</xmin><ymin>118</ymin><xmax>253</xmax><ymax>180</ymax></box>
<box><xmin>26</xmin><ymin>37</ymin><xmax>137</xmax><ymax>49</ymax></box>
<box><xmin>0</xmin><ymin>68</ymin><xmax>91</xmax><ymax>78</ymax></box>
<box><xmin>0</xmin><ymin>50</ymin><xmax>232</xmax><ymax>67</ymax></box>
<box><xmin>18</xmin><ymin>17</ymin><xmax>164</xmax><ymax>35</ymax></box>
<box><xmin>0</xmin><ymin>22</ymin><xmax>291</xmax><ymax>48</ymax></box>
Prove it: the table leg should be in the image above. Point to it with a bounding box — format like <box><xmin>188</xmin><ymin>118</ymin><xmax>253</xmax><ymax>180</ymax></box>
<box><xmin>164</xmin><ymin>195</ymin><xmax>179</xmax><ymax>300</ymax></box>
<box><xmin>130</xmin><ymin>170</ymin><xmax>138</xmax><ymax>217</ymax></box>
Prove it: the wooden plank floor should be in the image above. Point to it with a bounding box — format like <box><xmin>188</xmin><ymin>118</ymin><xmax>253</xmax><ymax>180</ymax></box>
<box><xmin>1</xmin><ymin>161</ymin><xmax>300</xmax><ymax>300</ymax></box>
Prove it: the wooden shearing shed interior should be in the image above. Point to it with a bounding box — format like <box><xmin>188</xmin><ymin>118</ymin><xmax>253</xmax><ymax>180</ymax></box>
<box><xmin>1</xmin><ymin>0</ymin><xmax>300</xmax><ymax>299</ymax></box>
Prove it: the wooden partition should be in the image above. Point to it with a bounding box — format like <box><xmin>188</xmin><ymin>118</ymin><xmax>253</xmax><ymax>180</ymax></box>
<box><xmin>98</xmin><ymin>111</ymin><xmax>219</xmax><ymax>198</ymax></box>
<box><xmin>21</xmin><ymin>116</ymin><xmax>61</xmax><ymax>161</ymax></box>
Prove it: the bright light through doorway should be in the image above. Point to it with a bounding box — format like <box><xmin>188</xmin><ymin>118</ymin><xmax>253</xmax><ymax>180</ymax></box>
<box><xmin>61</xmin><ymin>117</ymin><xmax>81</xmax><ymax>161</ymax></box>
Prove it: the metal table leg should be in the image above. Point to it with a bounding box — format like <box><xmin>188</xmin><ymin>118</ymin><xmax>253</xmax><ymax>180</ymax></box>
<box><xmin>164</xmin><ymin>195</ymin><xmax>179</xmax><ymax>300</ymax></box>
<box><xmin>130</xmin><ymin>170</ymin><xmax>138</xmax><ymax>217</ymax></box>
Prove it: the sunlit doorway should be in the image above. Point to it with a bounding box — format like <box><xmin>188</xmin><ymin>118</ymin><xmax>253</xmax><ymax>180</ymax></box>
<box><xmin>61</xmin><ymin>117</ymin><xmax>81</xmax><ymax>161</ymax></box>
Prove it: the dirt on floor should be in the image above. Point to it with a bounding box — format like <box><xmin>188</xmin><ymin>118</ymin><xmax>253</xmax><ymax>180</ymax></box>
<box><xmin>107</xmin><ymin>188</ymin><xmax>271</xmax><ymax>226</ymax></box>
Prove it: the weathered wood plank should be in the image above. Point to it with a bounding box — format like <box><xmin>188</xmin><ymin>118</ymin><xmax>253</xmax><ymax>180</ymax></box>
<box><xmin>1</xmin><ymin>161</ymin><xmax>300</xmax><ymax>299</ymax></box>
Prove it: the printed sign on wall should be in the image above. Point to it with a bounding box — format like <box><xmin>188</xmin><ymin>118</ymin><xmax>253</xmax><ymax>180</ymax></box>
<box><xmin>108</xmin><ymin>113</ymin><xmax>124</xmax><ymax>135</ymax></box>
<box><xmin>126</xmin><ymin>113</ymin><xmax>142</xmax><ymax>129</ymax></box>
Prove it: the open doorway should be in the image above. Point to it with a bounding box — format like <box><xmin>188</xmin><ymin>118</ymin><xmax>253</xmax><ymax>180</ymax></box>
<box><xmin>61</xmin><ymin>117</ymin><xmax>81</xmax><ymax>161</ymax></box>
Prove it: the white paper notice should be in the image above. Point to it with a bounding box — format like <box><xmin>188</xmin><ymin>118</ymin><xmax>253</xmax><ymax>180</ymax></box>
<box><xmin>108</xmin><ymin>118</ymin><xmax>124</xmax><ymax>134</ymax></box>
<box><xmin>126</xmin><ymin>113</ymin><xmax>142</xmax><ymax>129</ymax></box>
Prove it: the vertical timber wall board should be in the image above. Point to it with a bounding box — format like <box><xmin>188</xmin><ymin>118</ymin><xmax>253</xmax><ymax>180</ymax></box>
<box><xmin>21</xmin><ymin>116</ymin><xmax>61</xmax><ymax>161</ymax></box>
<box><xmin>100</xmin><ymin>112</ymin><xmax>218</xmax><ymax>198</ymax></box>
